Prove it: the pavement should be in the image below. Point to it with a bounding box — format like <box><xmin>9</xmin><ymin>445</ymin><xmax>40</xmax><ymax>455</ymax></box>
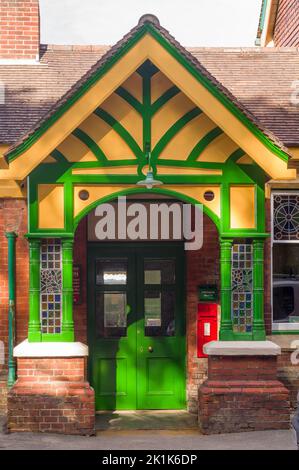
<box><xmin>0</xmin><ymin>415</ymin><xmax>297</xmax><ymax>450</ymax></box>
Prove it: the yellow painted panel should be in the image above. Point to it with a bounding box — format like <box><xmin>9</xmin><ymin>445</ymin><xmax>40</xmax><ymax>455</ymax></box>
<box><xmin>72</xmin><ymin>166</ymin><xmax>138</xmax><ymax>175</ymax></box>
<box><xmin>230</xmin><ymin>186</ymin><xmax>255</xmax><ymax>229</ymax></box>
<box><xmin>38</xmin><ymin>184</ymin><xmax>64</xmax><ymax>229</ymax></box>
<box><xmin>151</xmin><ymin>71</ymin><xmax>175</xmax><ymax>103</ymax></box>
<box><xmin>152</xmin><ymin>92</ymin><xmax>196</xmax><ymax>148</ymax></box>
<box><xmin>161</xmin><ymin>113</ymin><xmax>216</xmax><ymax>160</ymax></box>
<box><xmin>100</xmin><ymin>93</ymin><xmax>143</xmax><ymax>147</ymax></box>
<box><xmin>79</xmin><ymin>114</ymin><xmax>136</xmax><ymax>160</ymax></box>
<box><xmin>164</xmin><ymin>185</ymin><xmax>221</xmax><ymax>218</ymax></box>
<box><xmin>74</xmin><ymin>184</ymin><xmax>220</xmax><ymax>221</ymax></box>
<box><xmin>157</xmin><ymin>166</ymin><xmax>222</xmax><ymax>175</ymax></box>
<box><xmin>57</xmin><ymin>134</ymin><xmax>97</xmax><ymax>162</ymax></box>
<box><xmin>74</xmin><ymin>185</ymin><xmax>132</xmax><ymax>218</ymax></box>
<box><xmin>2</xmin><ymin>34</ymin><xmax>295</xmax><ymax>180</ymax></box>
<box><xmin>199</xmin><ymin>133</ymin><xmax>239</xmax><ymax>163</ymax></box>
<box><xmin>121</xmin><ymin>72</ymin><xmax>143</xmax><ymax>101</ymax></box>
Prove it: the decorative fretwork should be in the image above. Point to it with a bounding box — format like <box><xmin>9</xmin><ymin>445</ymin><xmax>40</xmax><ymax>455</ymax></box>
<box><xmin>231</xmin><ymin>243</ymin><xmax>253</xmax><ymax>333</ymax></box>
<box><xmin>273</xmin><ymin>194</ymin><xmax>299</xmax><ymax>241</ymax></box>
<box><xmin>40</xmin><ymin>239</ymin><xmax>62</xmax><ymax>334</ymax></box>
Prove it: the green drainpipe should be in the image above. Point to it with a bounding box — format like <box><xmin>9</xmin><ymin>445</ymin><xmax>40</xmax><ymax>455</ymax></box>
<box><xmin>5</xmin><ymin>232</ymin><xmax>17</xmax><ymax>388</ymax></box>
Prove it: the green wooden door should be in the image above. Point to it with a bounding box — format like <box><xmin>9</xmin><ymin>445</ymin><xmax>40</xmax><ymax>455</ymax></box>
<box><xmin>88</xmin><ymin>243</ymin><xmax>186</xmax><ymax>411</ymax></box>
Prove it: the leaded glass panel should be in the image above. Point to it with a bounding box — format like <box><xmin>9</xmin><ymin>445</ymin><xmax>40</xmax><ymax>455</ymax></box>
<box><xmin>40</xmin><ymin>239</ymin><xmax>62</xmax><ymax>334</ymax></box>
<box><xmin>231</xmin><ymin>243</ymin><xmax>253</xmax><ymax>333</ymax></box>
<box><xmin>273</xmin><ymin>194</ymin><xmax>299</xmax><ymax>241</ymax></box>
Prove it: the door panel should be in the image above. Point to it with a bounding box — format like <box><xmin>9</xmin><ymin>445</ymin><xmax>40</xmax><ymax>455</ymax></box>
<box><xmin>88</xmin><ymin>244</ymin><xmax>185</xmax><ymax>411</ymax></box>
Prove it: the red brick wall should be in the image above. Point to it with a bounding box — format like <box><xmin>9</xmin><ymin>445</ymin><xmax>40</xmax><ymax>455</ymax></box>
<box><xmin>0</xmin><ymin>0</ymin><xmax>40</xmax><ymax>60</ymax></box>
<box><xmin>186</xmin><ymin>214</ymin><xmax>219</xmax><ymax>412</ymax></box>
<box><xmin>0</xmin><ymin>198</ymin><xmax>28</xmax><ymax>412</ymax></box>
<box><xmin>274</xmin><ymin>0</ymin><xmax>299</xmax><ymax>47</ymax></box>
<box><xmin>0</xmin><ymin>199</ymin><xmax>28</xmax><ymax>367</ymax></box>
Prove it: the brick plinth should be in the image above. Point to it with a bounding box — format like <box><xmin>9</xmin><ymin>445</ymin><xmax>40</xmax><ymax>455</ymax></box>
<box><xmin>7</xmin><ymin>357</ymin><xmax>95</xmax><ymax>435</ymax></box>
<box><xmin>199</xmin><ymin>355</ymin><xmax>290</xmax><ymax>434</ymax></box>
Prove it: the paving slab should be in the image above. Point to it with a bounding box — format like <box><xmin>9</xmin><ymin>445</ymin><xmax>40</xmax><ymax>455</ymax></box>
<box><xmin>0</xmin><ymin>415</ymin><xmax>297</xmax><ymax>450</ymax></box>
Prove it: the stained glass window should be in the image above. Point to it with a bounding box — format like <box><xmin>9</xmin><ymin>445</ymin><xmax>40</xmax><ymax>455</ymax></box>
<box><xmin>231</xmin><ymin>243</ymin><xmax>253</xmax><ymax>333</ymax></box>
<box><xmin>40</xmin><ymin>239</ymin><xmax>62</xmax><ymax>334</ymax></box>
<box><xmin>273</xmin><ymin>194</ymin><xmax>299</xmax><ymax>241</ymax></box>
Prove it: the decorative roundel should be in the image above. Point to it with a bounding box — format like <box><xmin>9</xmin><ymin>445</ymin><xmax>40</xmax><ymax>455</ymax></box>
<box><xmin>78</xmin><ymin>190</ymin><xmax>90</xmax><ymax>201</ymax></box>
<box><xmin>273</xmin><ymin>195</ymin><xmax>299</xmax><ymax>240</ymax></box>
<box><xmin>203</xmin><ymin>190</ymin><xmax>215</xmax><ymax>202</ymax></box>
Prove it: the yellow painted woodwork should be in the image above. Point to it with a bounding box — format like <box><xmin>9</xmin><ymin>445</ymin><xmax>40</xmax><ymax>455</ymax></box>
<box><xmin>165</xmin><ymin>185</ymin><xmax>221</xmax><ymax>218</ymax></box>
<box><xmin>199</xmin><ymin>133</ymin><xmax>239</xmax><ymax>163</ymax></box>
<box><xmin>73</xmin><ymin>184</ymin><xmax>220</xmax><ymax>221</ymax></box>
<box><xmin>121</xmin><ymin>72</ymin><xmax>143</xmax><ymax>102</ymax></box>
<box><xmin>74</xmin><ymin>184</ymin><xmax>132</xmax><ymax>218</ymax></box>
<box><xmin>151</xmin><ymin>92</ymin><xmax>196</xmax><ymax>148</ymax></box>
<box><xmin>0</xmin><ymin>179</ymin><xmax>25</xmax><ymax>198</ymax></box>
<box><xmin>38</xmin><ymin>184</ymin><xmax>65</xmax><ymax>229</ymax></box>
<box><xmin>265</xmin><ymin>178</ymin><xmax>299</xmax><ymax>198</ymax></box>
<box><xmin>0</xmin><ymin>144</ymin><xmax>9</xmax><ymax>169</ymax></box>
<box><xmin>237</xmin><ymin>154</ymin><xmax>254</xmax><ymax>164</ymax></box>
<box><xmin>72</xmin><ymin>166</ymin><xmax>138</xmax><ymax>175</ymax></box>
<box><xmin>79</xmin><ymin>114</ymin><xmax>136</xmax><ymax>160</ymax></box>
<box><xmin>151</xmin><ymin>71</ymin><xmax>174</xmax><ymax>103</ymax></box>
<box><xmin>161</xmin><ymin>113</ymin><xmax>216</xmax><ymax>160</ymax></box>
<box><xmin>230</xmin><ymin>185</ymin><xmax>255</xmax><ymax>229</ymax></box>
<box><xmin>289</xmin><ymin>148</ymin><xmax>299</xmax><ymax>159</ymax></box>
<box><xmin>0</xmin><ymin>33</ymin><xmax>295</xmax><ymax>180</ymax></box>
<box><xmin>57</xmin><ymin>134</ymin><xmax>97</xmax><ymax>162</ymax></box>
<box><xmin>156</xmin><ymin>166</ymin><xmax>222</xmax><ymax>176</ymax></box>
<box><xmin>100</xmin><ymin>93</ymin><xmax>143</xmax><ymax>148</ymax></box>
<box><xmin>43</xmin><ymin>155</ymin><xmax>57</xmax><ymax>163</ymax></box>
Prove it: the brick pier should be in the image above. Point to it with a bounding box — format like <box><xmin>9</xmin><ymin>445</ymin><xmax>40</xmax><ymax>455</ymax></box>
<box><xmin>7</xmin><ymin>342</ymin><xmax>95</xmax><ymax>435</ymax></box>
<box><xmin>199</xmin><ymin>341</ymin><xmax>290</xmax><ymax>434</ymax></box>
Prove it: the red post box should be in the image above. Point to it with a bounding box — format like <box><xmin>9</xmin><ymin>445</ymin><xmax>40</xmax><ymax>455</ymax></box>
<box><xmin>197</xmin><ymin>303</ymin><xmax>218</xmax><ymax>358</ymax></box>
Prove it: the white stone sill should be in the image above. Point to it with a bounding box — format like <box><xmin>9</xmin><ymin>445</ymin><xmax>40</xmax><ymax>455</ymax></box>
<box><xmin>203</xmin><ymin>340</ymin><xmax>281</xmax><ymax>356</ymax></box>
<box><xmin>13</xmin><ymin>339</ymin><xmax>88</xmax><ymax>357</ymax></box>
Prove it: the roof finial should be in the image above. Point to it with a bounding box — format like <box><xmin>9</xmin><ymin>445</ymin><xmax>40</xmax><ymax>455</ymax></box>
<box><xmin>138</xmin><ymin>14</ymin><xmax>160</xmax><ymax>26</ymax></box>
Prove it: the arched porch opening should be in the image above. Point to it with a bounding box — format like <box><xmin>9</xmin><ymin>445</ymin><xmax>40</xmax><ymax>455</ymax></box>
<box><xmin>73</xmin><ymin>189</ymin><xmax>220</xmax><ymax>412</ymax></box>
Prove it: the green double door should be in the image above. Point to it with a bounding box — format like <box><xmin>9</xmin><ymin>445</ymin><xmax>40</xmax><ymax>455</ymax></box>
<box><xmin>88</xmin><ymin>243</ymin><xmax>186</xmax><ymax>411</ymax></box>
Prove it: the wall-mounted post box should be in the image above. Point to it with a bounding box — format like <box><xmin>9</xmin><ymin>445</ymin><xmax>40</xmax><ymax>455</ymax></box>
<box><xmin>197</xmin><ymin>303</ymin><xmax>218</xmax><ymax>358</ymax></box>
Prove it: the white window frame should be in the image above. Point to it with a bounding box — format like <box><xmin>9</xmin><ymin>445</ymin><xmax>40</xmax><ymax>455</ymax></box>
<box><xmin>271</xmin><ymin>190</ymin><xmax>299</xmax><ymax>331</ymax></box>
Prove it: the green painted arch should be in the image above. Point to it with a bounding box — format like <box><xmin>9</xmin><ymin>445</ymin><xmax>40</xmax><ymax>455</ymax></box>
<box><xmin>95</xmin><ymin>108</ymin><xmax>144</xmax><ymax>160</ymax></box>
<box><xmin>151</xmin><ymin>86</ymin><xmax>180</xmax><ymax>116</ymax></box>
<box><xmin>115</xmin><ymin>87</ymin><xmax>143</xmax><ymax>115</ymax></box>
<box><xmin>73</xmin><ymin>186</ymin><xmax>220</xmax><ymax>232</ymax></box>
<box><xmin>187</xmin><ymin>127</ymin><xmax>223</xmax><ymax>162</ymax></box>
<box><xmin>151</xmin><ymin>107</ymin><xmax>202</xmax><ymax>165</ymax></box>
<box><xmin>72</xmin><ymin>128</ymin><xmax>108</xmax><ymax>163</ymax></box>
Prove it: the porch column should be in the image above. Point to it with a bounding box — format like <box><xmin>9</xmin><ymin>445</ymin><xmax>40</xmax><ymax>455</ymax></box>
<box><xmin>252</xmin><ymin>239</ymin><xmax>266</xmax><ymax>340</ymax></box>
<box><xmin>28</xmin><ymin>239</ymin><xmax>41</xmax><ymax>342</ymax></box>
<box><xmin>61</xmin><ymin>238</ymin><xmax>74</xmax><ymax>341</ymax></box>
<box><xmin>219</xmin><ymin>238</ymin><xmax>233</xmax><ymax>340</ymax></box>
